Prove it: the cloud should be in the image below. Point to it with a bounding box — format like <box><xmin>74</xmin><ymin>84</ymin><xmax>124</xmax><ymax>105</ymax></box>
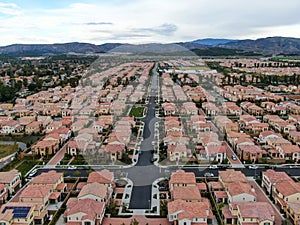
<box><xmin>1</xmin><ymin>0</ymin><xmax>300</xmax><ymax>45</ymax></box>
<box><xmin>132</xmin><ymin>23</ymin><xmax>178</xmax><ymax>36</ymax></box>
<box><xmin>84</xmin><ymin>22</ymin><xmax>113</xmax><ymax>26</ymax></box>
<box><xmin>0</xmin><ymin>2</ymin><xmax>22</xmax><ymax>16</ymax></box>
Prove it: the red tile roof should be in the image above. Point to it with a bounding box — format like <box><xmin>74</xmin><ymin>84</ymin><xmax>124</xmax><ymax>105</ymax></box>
<box><xmin>87</xmin><ymin>170</ymin><xmax>114</xmax><ymax>185</ymax></box>
<box><xmin>168</xmin><ymin>199</ymin><xmax>213</xmax><ymax>221</ymax></box>
<box><xmin>65</xmin><ymin>198</ymin><xmax>104</xmax><ymax>221</ymax></box>
<box><xmin>169</xmin><ymin>170</ymin><xmax>196</xmax><ymax>185</ymax></box>
<box><xmin>237</xmin><ymin>202</ymin><xmax>275</xmax><ymax>222</ymax></box>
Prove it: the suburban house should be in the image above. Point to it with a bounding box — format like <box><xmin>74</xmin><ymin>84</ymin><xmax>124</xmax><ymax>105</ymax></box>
<box><xmin>87</xmin><ymin>170</ymin><xmax>115</xmax><ymax>189</ymax></box>
<box><xmin>276</xmin><ymin>145</ymin><xmax>300</xmax><ymax>162</ymax></box>
<box><xmin>32</xmin><ymin>140</ymin><xmax>59</xmax><ymax>156</ymax></box>
<box><xmin>262</xmin><ymin>169</ymin><xmax>293</xmax><ymax>195</ymax></box>
<box><xmin>167</xmin><ymin>144</ymin><xmax>189</xmax><ymax>162</ymax></box>
<box><xmin>0</xmin><ymin>202</ymin><xmax>35</xmax><ymax>225</ymax></box>
<box><xmin>0</xmin><ymin>170</ymin><xmax>22</xmax><ymax>195</ymax></box>
<box><xmin>64</xmin><ymin>198</ymin><xmax>105</xmax><ymax>225</ymax></box>
<box><xmin>168</xmin><ymin>199</ymin><xmax>213</xmax><ymax>225</ymax></box>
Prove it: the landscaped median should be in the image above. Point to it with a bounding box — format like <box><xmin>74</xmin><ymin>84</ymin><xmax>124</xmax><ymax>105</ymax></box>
<box><xmin>129</xmin><ymin>106</ymin><xmax>146</xmax><ymax>118</ymax></box>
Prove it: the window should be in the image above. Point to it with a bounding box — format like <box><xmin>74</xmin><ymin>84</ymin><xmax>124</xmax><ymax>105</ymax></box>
<box><xmin>84</xmin><ymin>222</ymin><xmax>91</xmax><ymax>225</ymax></box>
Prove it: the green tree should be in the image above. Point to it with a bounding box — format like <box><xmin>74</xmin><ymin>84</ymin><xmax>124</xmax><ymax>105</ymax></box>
<box><xmin>130</xmin><ymin>218</ymin><xmax>139</xmax><ymax>225</ymax></box>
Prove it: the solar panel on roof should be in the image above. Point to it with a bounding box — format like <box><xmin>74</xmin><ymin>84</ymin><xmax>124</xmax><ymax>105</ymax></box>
<box><xmin>2</xmin><ymin>206</ymin><xmax>31</xmax><ymax>218</ymax></box>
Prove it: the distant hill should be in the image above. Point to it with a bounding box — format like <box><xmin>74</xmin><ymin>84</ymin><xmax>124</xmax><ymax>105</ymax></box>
<box><xmin>193</xmin><ymin>38</ymin><xmax>238</xmax><ymax>46</ymax></box>
<box><xmin>220</xmin><ymin>37</ymin><xmax>300</xmax><ymax>54</ymax></box>
<box><xmin>191</xmin><ymin>47</ymin><xmax>262</xmax><ymax>56</ymax></box>
<box><xmin>110</xmin><ymin>43</ymin><xmax>195</xmax><ymax>54</ymax></box>
<box><xmin>0</xmin><ymin>42</ymin><xmax>123</xmax><ymax>56</ymax></box>
<box><xmin>1</xmin><ymin>37</ymin><xmax>300</xmax><ymax>56</ymax></box>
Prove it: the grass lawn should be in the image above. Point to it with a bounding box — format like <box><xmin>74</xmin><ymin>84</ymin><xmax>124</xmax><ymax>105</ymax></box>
<box><xmin>179</xmin><ymin>66</ymin><xmax>210</xmax><ymax>71</ymax></box>
<box><xmin>0</xmin><ymin>135</ymin><xmax>43</xmax><ymax>145</ymax></box>
<box><xmin>0</xmin><ymin>144</ymin><xmax>18</xmax><ymax>159</ymax></box>
<box><xmin>16</xmin><ymin>160</ymin><xmax>40</xmax><ymax>176</ymax></box>
<box><xmin>129</xmin><ymin>107</ymin><xmax>145</xmax><ymax>118</ymax></box>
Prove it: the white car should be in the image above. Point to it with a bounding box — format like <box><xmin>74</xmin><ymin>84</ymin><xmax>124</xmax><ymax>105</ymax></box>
<box><xmin>68</xmin><ymin>166</ymin><xmax>77</xmax><ymax>170</ymax></box>
<box><xmin>209</xmin><ymin>165</ymin><xmax>218</xmax><ymax>169</ymax></box>
<box><xmin>249</xmin><ymin>165</ymin><xmax>258</xmax><ymax>169</ymax></box>
<box><xmin>28</xmin><ymin>169</ymin><xmax>37</xmax><ymax>177</ymax></box>
<box><xmin>204</xmin><ymin>172</ymin><xmax>214</xmax><ymax>177</ymax></box>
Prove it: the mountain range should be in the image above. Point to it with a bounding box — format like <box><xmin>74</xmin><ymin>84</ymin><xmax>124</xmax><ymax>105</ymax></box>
<box><xmin>1</xmin><ymin>37</ymin><xmax>300</xmax><ymax>56</ymax></box>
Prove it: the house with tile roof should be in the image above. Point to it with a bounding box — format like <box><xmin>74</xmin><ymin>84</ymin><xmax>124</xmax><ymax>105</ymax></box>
<box><xmin>167</xmin><ymin>144</ymin><xmax>189</xmax><ymax>162</ymax></box>
<box><xmin>168</xmin><ymin>199</ymin><xmax>213</xmax><ymax>225</ymax></box>
<box><xmin>87</xmin><ymin>170</ymin><xmax>114</xmax><ymax>189</ymax></box>
<box><xmin>276</xmin><ymin>145</ymin><xmax>300</xmax><ymax>162</ymax></box>
<box><xmin>0</xmin><ymin>185</ymin><xmax>7</xmax><ymax>204</ymax></box>
<box><xmin>0</xmin><ymin>202</ymin><xmax>35</xmax><ymax>225</ymax></box>
<box><xmin>78</xmin><ymin>182</ymin><xmax>110</xmax><ymax>204</ymax></box>
<box><xmin>32</xmin><ymin>140</ymin><xmax>59</xmax><ymax>156</ymax></box>
<box><xmin>19</xmin><ymin>184</ymin><xmax>53</xmax><ymax>224</ymax></box>
<box><xmin>0</xmin><ymin>170</ymin><xmax>22</xmax><ymax>195</ymax></box>
<box><xmin>169</xmin><ymin>170</ymin><xmax>197</xmax><ymax>192</ymax></box>
<box><xmin>32</xmin><ymin>170</ymin><xmax>64</xmax><ymax>191</ymax></box>
<box><xmin>286</xmin><ymin>201</ymin><xmax>300</xmax><ymax>225</ymax></box>
<box><xmin>236</xmin><ymin>202</ymin><xmax>275</xmax><ymax>225</ymax></box>
<box><xmin>64</xmin><ymin>198</ymin><xmax>105</xmax><ymax>225</ymax></box>
<box><xmin>262</xmin><ymin>169</ymin><xmax>293</xmax><ymax>195</ymax></box>
<box><xmin>171</xmin><ymin>185</ymin><xmax>202</xmax><ymax>202</ymax></box>
<box><xmin>226</xmin><ymin>181</ymin><xmax>256</xmax><ymax>203</ymax></box>
<box><xmin>272</xmin><ymin>179</ymin><xmax>300</xmax><ymax>213</ymax></box>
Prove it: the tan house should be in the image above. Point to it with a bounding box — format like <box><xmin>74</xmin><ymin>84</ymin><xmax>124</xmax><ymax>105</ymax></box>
<box><xmin>0</xmin><ymin>202</ymin><xmax>35</xmax><ymax>225</ymax></box>
<box><xmin>262</xmin><ymin>169</ymin><xmax>293</xmax><ymax>195</ymax></box>
<box><xmin>0</xmin><ymin>169</ymin><xmax>22</xmax><ymax>195</ymax></box>
<box><xmin>168</xmin><ymin>199</ymin><xmax>213</xmax><ymax>225</ymax></box>
<box><xmin>32</xmin><ymin>140</ymin><xmax>59</xmax><ymax>156</ymax></box>
<box><xmin>64</xmin><ymin>198</ymin><xmax>105</xmax><ymax>225</ymax></box>
<box><xmin>78</xmin><ymin>182</ymin><xmax>110</xmax><ymax>204</ymax></box>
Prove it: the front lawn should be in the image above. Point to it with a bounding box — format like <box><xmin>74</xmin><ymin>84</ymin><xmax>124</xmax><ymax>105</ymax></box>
<box><xmin>129</xmin><ymin>107</ymin><xmax>145</xmax><ymax>118</ymax></box>
<box><xmin>16</xmin><ymin>160</ymin><xmax>40</xmax><ymax>176</ymax></box>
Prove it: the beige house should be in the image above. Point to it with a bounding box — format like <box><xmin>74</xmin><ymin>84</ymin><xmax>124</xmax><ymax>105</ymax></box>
<box><xmin>0</xmin><ymin>169</ymin><xmax>22</xmax><ymax>195</ymax></box>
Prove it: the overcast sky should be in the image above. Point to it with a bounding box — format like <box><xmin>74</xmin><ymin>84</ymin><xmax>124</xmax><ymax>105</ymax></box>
<box><xmin>1</xmin><ymin>0</ymin><xmax>300</xmax><ymax>46</ymax></box>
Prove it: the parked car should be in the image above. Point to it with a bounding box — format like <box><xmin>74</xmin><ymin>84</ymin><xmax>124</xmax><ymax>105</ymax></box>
<box><xmin>204</xmin><ymin>172</ymin><xmax>214</xmax><ymax>177</ymax></box>
<box><xmin>28</xmin><ymin>169</ymin><xmax>37</xmax><ymax>177</ymax></box>
<box><xmin>68</xmin><ymin>166</ymin><xmax>77</xmax><ymax>170</ymax></box>
<box><xmin>249</xmin><ymin>165</ymin><xmax>258</xmax><ymax>169</ymax></box>
<box><xmin>209</xmin><ymin>165</ymin><xmax>218</xmax><ymax>169</ymax></box>
<box><xmin>231</xmin><ymin>155</ymin><xmax>237</xmax><ymax>161</ymax></box>
<box><xmin>289</xmin><ymin>165</ymin><xmax>299</xmax><ymax>168</ymax></box>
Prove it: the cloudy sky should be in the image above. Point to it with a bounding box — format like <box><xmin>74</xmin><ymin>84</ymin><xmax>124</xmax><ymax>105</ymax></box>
<box><xmin>0</xmin><ymin>0</ymin><xmax>300</xmax><ymax>46</ymax></box>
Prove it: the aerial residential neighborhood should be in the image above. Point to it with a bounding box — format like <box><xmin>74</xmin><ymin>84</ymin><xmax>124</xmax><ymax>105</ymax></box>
<box><xmin>0</xmin><ymin>54</ymin><xmax>299</xmax><ymax>225</ymax></box>
<box><xmin>1</xmin><ymin>1</ymin><xmax>300</xmax><ymax>224</ymax></box>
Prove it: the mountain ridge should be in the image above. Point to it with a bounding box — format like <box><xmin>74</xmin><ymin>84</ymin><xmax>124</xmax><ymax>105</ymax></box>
<box><xmin>1</xmin><ymin>36</ymin><xmax>300</xmax><ymax>56</ymax></box>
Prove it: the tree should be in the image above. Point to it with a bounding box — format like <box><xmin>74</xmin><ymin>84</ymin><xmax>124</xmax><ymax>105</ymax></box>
<box><xmin>160</xmin><ymin>200</ymin><xmax>168</xmax><ymax>217</ymax></box>
<box><xmin>130</xmin><ymin>218</ymin><xmax>139</xmax><ymax>225</ymax></box>
<box><xmin>106</xmin><ymin>200</ymin><xmax>118</xmax><ymax>217</ymax></box>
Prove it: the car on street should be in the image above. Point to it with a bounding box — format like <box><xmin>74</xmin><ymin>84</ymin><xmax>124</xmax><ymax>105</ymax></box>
<box><xmin>231</xmin><ymin>155</ymin><xmax>237</xmax><ymax>161</ymax></box>
<box><xmin>204</xmin><ymin>172</ymin><xmax>214</xmax><ymax>177</ymax></box>
<box><xmin>68</xmin><ymin>166</ymin><xmax>77</xmax><ymax>170</ymax></box>
<box><xmin>209</xmin><ymin>165</ymin><xmax>218</xmax><ymax>169</ymax></box>
<box><xmin>289</xmin><ymin>165</ymin><xmax>299</xmax><ymax>168</ymax></box>
<box><xmin>28</xmin><ymin>169</ymin><xmax>37</xmax><ymax>177</ymax></box>
<box><xmin>248</xmin><ymin>165</ymin><xmax>258</xmax><ymax>169</ymax></box>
